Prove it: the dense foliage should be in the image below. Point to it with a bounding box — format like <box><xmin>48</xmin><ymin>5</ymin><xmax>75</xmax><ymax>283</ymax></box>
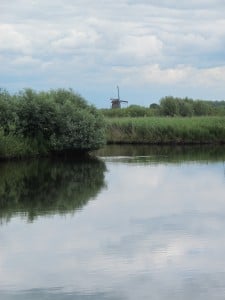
<box><xmin>0</xmin><ymin>88</ymin><xmax>106</xmax><ymax>158</ymax></box>
<box><xmin>101</xmin><ymin>96</ymin><xmax>225</xmax><ymax>118</ymax></box>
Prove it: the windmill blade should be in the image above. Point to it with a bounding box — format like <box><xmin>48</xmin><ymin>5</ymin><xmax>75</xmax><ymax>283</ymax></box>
<box><xmin>117</xmin><ymin>85</ymin><xmax>120</xmax><ymax>100</ymax></box>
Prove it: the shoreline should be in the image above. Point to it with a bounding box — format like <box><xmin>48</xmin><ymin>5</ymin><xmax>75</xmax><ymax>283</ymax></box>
<box><xmin>1</xmin><ymin>116</ymin><xmax>225</xmax><ymax>160</ymax></box>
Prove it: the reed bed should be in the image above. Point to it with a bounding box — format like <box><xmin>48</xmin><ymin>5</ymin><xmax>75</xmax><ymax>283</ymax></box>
<box><xmin>106</xmin><ymin>116</ymin><xmax>225</xmax><ymax>144</ymax></box>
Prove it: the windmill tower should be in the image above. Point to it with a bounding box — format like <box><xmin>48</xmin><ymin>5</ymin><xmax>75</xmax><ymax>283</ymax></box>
<box><xmin>110</xmin><ymin>86</ymin><xmax>128</xmax><ymax>108</ymax></box>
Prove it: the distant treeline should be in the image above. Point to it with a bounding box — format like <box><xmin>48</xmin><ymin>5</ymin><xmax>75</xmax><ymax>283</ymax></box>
<box><xmin>100</xmin><ymin>96</ymin><xmax>225</xmax><ymax>117</ymax></box>
<box><xmin>0</xmin><ymin>88</ymin><xmax>105</xmax><ymax>159</ymax></box>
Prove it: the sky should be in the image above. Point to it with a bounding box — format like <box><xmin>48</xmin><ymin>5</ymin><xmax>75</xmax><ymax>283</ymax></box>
<box><xmin>1</xmin><ymin>0</ymin><xmax>225</xmax><ymax>108</ymax></box>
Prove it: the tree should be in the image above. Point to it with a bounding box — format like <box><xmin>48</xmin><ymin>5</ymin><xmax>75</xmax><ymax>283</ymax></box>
<box><xmin>15</xmin><ymin>89</ymin><xmax>106</xmax><ymax>153</ymax></box>
<box><xmin>15</xmin><ymin>89</ymin><xmax>57</xmax><ymax>140</ymax></box>
<box><xmin>150</xmin><ymin>103</ymin><xmax>159</xmax><ymax>109</ymax></box>
<box><xmin>0</xmin><ymin>89</ymin><xmax>15</xmax><ymax>135</ymax></box>
<box><xmin>178</xmin><ymin>100</ymin><xmax>194</xmax><ymax>117</ymax></box>
<box><xmin>193</xmin><ymin>100</ymin><xmax>211</xmax><ymax>116</ymax></box>
<box><xmin>160</xmin><ymin>96</ymin><xmax>179</xmax><ymax>116</ymax></box>
<box><xmin>51</xmin><ymin>96</ymin><xmax>106</xmax><ymax>151</ymax></box>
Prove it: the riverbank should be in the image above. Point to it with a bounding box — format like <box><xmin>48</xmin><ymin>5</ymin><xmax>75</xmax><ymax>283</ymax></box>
<box><xmin>2</xmin><ymin>116</ymin><xmax>225</xmax><ymax>160</ymax></box>
<box><xmin>106</xmin><ymin>116</ymin><xmax>225</xmax><ymax>144</ymax></box>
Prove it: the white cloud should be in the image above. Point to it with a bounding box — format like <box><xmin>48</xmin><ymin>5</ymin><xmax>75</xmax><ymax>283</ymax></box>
<box><xmin>13</xmin><ymin>55</ymin><xmax>41</xmax><ymax>66</ymax></box>
<box><xmin>128</xmin><ymin>0</ymin><xmax>225</xmax><ymax>10</ymax></box>
<box><xmin>119</xmin><ymin>35</ymin><xmax>163</xmax><ymax>59</ymax></box>
<box><xmin>0</xmin><ymin>24</ymin><xmax>31</xmax><ymax>54</ymax></box>
<box><xmin>113</xmin><ymin>64</ymin><xmax>225</xmax><ymax>87</ymax></box>
<box><xmin>0</xmin><ymin>0</ymin><xmax>225</xmax><ymax>104</ymax></box>
<box><xmin>51</xmin><ymin>29</ymin><xmax>100</xmax><ymax>54</ymax></box>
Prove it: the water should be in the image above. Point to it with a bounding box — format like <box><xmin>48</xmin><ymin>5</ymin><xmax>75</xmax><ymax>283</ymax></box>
<box><xmin>1</xmin><ymin>145</ymin><xmax>225</xmax><ymax>299</ymax></box>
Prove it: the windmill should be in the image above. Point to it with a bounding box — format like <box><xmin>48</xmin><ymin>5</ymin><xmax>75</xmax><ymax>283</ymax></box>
<box><xmin>110</xmin><ymin>86</ymin><xmax>128</xmax><ymax>108</ymax></box>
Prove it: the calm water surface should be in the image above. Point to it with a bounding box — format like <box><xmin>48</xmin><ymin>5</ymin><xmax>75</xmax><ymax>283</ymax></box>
<box><xmin>1</xmin><ymin>145</ymin><xmax>225</xmax><ymax>299</ymax></box>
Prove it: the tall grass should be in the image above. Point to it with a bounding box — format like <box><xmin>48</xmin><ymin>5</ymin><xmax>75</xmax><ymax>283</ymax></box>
<box><xmin>106</xmin><ymin>116</ymin><xmax>225</xmax><ymax>144</ymax></box>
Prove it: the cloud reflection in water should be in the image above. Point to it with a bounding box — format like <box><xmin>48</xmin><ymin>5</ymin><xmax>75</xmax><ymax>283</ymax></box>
<box><xmin>0</xmin><ymin>150</ymin><xmax>225</xmax><ymax>299</ymax></box>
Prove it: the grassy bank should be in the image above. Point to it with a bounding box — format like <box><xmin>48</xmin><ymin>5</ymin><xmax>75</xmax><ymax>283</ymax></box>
<box><xmin>106</xmin><ymin>116</ymin><xmax>225</xmax><ymax>144</ymax></box>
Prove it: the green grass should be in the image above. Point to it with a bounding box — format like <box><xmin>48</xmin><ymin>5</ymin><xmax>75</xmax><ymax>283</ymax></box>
<box><xmin>106</xmin><ymin>116</ymin><xmax>225</xmax><ymax>144</ymax></box>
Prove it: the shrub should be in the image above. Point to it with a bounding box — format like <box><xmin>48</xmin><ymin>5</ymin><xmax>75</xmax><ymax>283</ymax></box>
<box><xmin>0</xmin><ymin>89</ymin><xmax>16</xmax><ymax>135</ymax></box>
<box><xmin>51</xmin><ymin>96</ymin><xmax>106</xmax><ymax>151</ymax></box>
<box><xmin>0</xmin><ymin>88</ymin><xmax>106</xmax><ymax>158</ymax></box>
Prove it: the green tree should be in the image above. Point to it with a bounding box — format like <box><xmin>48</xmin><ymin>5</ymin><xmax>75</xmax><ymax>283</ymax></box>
<box><xmin>150</xmin><ymin>103</ymin><xmax>160</xmax><ymax>109</ymax></box>
<box><xmin>51</xmin><ymin>97</ymin><xmax>106</xmax><ymax>151</ymax></box>
<box><xmin>15</xmin><ymin>88</ymin><xmax>106</xmax><ymax>153</ymax></box>
<box><xmin>178</xmin><ymin>99</ymin><xmax>194</xmax><ymax>117</ymax></box>
<box><xmin>193</xmin><ymin>100</ymin><xmax>212</xmax><ymax>116</ymax></box>
<box><xmin>160</xmin><ymin>96</ymin><xmax>179</xmax><ymax>116</ymax></box>
<box><xmin>16</xmin><ymin>89</ymin><xmax>57</xmax><ymax>140</ymax></box>
<box><xmin>0</xmin><ymin>89</ymin><xmax>15</xmax><ymax>135</ymax></box>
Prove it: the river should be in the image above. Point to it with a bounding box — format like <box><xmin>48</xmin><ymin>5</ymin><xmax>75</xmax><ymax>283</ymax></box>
<box><xmin>0</xmin><ymin>145</ymin><xmax>225</xmax><ymax>299</ymax></box>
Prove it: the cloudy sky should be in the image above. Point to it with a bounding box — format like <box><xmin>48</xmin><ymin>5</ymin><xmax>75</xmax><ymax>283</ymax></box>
<box><xmin>1</xmin><ymin>0</ymin><xmax>225</xmax><ymax>107</ymax></box>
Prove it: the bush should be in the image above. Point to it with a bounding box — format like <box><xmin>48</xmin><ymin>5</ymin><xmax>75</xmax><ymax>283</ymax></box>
<box><xmin>0</xmin><ymin>89</ymin><xmax>16</xmax><ymax>135</ymax></box>
<box><xmin>50</xmin><ymin>95</ymin><xmax>106</xmax><ymax>151</ymax></box>
<box><xmin>160</xmin><ymin>96</ymin><xmax>179</xmax><ymax>116</ymax></box>
<box><xmin>0</xmin><ymin>88</ymin><xmax>106</xmax><ymax>158</ymax></box>
<box><xmin>15</xmin><ymin>89</ymin><xmax>57</xmax><ymax>141</ymax></box>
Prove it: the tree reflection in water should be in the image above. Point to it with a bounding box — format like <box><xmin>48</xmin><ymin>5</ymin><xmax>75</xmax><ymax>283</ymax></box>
<box><xmin>0</xmin><ymin>158</ymin><xmax>107</xmax><ymax>222</ymax></box>
<box><xmin>96</xmin><ymin>144</ymin><xmax>225</xmax><ymax>163</ymax></box>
